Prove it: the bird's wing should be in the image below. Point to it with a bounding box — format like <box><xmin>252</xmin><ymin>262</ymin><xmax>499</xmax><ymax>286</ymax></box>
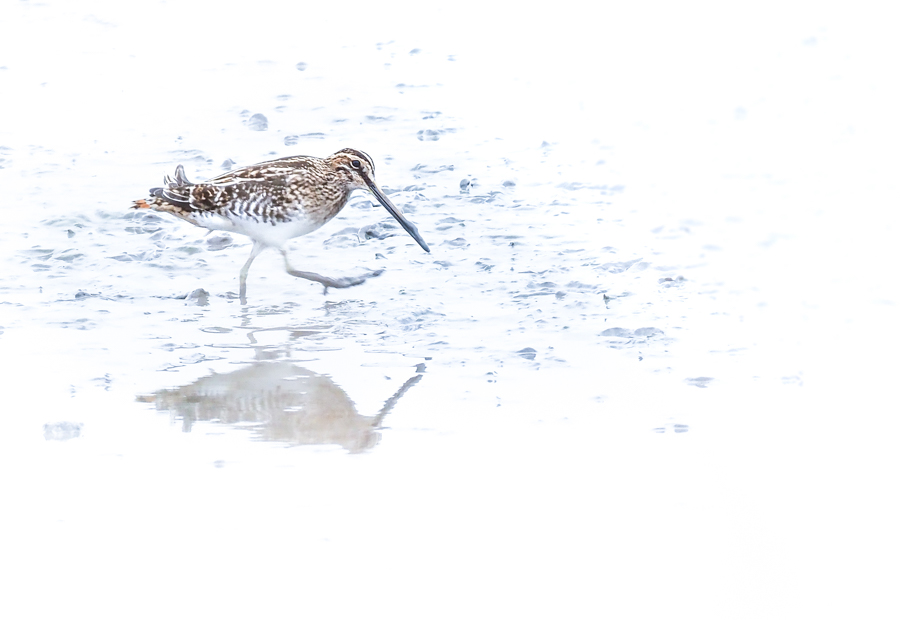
<box><xmin>188</xmin><ymin>180</ymin><xmax>280</xmax><ymax>215</ymax></box>
<box><xmin>205</xmin><ymin>156</ymin><xmax>316</xmax><ymax>185</ymax></box>
<box><xmin>136</xmin><ymin>157</ymin><xmax>317</xmax><ymax>218</ymax></box>
<box><xmin>184</xmin><ymin>158</ymin><xmax>320</xmax><ymax>215</ymax></box>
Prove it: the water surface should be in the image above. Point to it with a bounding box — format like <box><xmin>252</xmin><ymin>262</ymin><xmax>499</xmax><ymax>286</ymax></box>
<box><xmin>1</xmin><ymin>2</ymin><xmax>898</xmax><ymax>617</ymax></box>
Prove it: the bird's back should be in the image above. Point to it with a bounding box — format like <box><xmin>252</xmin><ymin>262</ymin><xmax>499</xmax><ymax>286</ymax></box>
<box><xmin>133</xmin><ymin>156</ymin><xmax>353</xmax><ymax>246</ymax></box>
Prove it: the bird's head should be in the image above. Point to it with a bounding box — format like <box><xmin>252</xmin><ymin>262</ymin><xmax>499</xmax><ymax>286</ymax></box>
<box><xmin>329</xmin><ymin>148</ymin><xmax>430</xmax><ymax>253</ymax></box>
<box><xmin>330</xmin><ymin>148</ymin><xmax>378</xmax><ymax>190</ymax></box>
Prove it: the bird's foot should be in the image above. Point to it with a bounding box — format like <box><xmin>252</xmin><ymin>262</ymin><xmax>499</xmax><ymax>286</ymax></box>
<box><xmin>283</xmin><ymin>268</ymin><xmax>385</xmax><ymax>294</ymax></box>
<box><xmin>319</xmin><ymin>269</ymin><xmax>385</xmax><ymax>294</ymax></box>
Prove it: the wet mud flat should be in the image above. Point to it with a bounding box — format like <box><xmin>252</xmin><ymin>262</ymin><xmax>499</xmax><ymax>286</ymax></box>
<box><xmin>2</xmin><ymin>2</ymin><xmax>899</xmax><ymax>618</ymax></box>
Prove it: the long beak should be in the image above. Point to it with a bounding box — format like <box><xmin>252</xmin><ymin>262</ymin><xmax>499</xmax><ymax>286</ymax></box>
<box><xmin>367</xmin><ymin>181</ymin><xmax>430</xmax><ymax>253</ymax></box>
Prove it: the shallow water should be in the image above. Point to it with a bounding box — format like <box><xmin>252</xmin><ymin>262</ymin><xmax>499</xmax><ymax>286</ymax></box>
<box><xmin>2</xmin><ymin>1</ymin><xmax>899</xmax><ymax>617</ymax></box>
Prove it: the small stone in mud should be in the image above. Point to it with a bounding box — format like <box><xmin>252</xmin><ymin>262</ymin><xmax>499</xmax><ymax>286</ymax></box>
<box><xmin>659</xmin><ymin>275</ymin><xmax>687</xmax><ymax>288</ymax></box>
<box><xmin>517</xmin><ymin>347</ymin><xmax>537</xmax><ymax>360</ymax></box>
<box><xmin>247</xmin><ymin>113</ymin><xmax>268</xmax><ymax>131</ymax></box>
<box><xmin>43</xmin><ymin>421</ymin><xmax>83</xmax><ymax>441</ymax></box>
<box><xmin>284</xmin><ymin>135</ymin><xmax>299</xmax><ymax>146</ymax></box>
<box><xmin>67</xmin><ymin>229</ymin><xmax>75</xmax><ymax>238</ymax></box>
<box><xmin>185</xmin><ymin>288</ymin><xmax>210</xmax><ymax>306</ymax></box>
<box><xmin>417</xmin><ymin>129</ymin><xmax>440</xmax><ymax>141</ymax></box>
<box><xmin>221</xmin><ymin>159</ymin><xmax>235</xmax><ymax>170</ymax></box>
<box><xmin>634</xmin><ymin>327</ymin><xmax>664</xmax><ymax>338</ymax></box>
<box><xmin>358</xmin><ymin>221</ymin><xmax>399</xmax><ymax>241</ymax></box>
<box><xmin>503</xmin><ymin>180</ymin><xmax>516</xmax><ymax>187</ymax></box>
<box><xmin>459</xmin><ymin>178</ymin><xmax>471</xmax><ymax>192</ymax></box>
<box><xmin>443</xmin><ymin>237</ymin><xmax>468</xmax><ymax>247</ymax></box>
<box><xmin>601</xmin><ymin>327</ymin><xmax>633</xmax><ymax>338</ymax></box>
<box><xmin>206</xmin><ymin>234</ymin><xmax>233</xmax><ymax>251</ymax></box>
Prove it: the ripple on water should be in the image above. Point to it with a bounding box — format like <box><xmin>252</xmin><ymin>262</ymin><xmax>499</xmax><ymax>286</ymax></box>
<box><xmin>684</xmin><ymin>377</ymin><xmax>714</xmax><ymax>388</ymax></box>
<box><xmin>600</xmin><ymin>327</ymin><xmax>667</xmax><ymax>349</ymax></box>
<box><xmin>43</xmin><ymin>421</ymin><xmax>83</xmax><ymax>441</ymax></box>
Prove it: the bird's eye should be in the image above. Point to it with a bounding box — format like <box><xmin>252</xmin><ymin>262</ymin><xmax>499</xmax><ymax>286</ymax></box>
<box><xmin>351</xmin><ymin>160</ymin><xmax>362</xmax><ymax>170</ymax></box>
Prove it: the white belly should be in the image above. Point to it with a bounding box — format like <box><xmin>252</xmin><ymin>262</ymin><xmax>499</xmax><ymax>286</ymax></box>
<box><xmin>195</xmin><ymin>211</ymin><xmax>325</xmax><ymax>248</ymax></box>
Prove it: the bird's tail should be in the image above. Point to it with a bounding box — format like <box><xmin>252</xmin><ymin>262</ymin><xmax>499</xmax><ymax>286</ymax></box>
<box><xmin>161</xmin><ymin>164</ymin><xmax>192</xmax><ymax>189</ymax></box>
<box><xmin>132</xmin><ymin>164</ymin><xmax>193</xmax><ymax>210</ymax></box>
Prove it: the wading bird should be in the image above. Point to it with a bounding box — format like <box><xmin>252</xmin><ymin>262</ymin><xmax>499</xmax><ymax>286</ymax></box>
<box><xmin>133</xmin><ymin>148</ymin><xmax>430</xmax><ymax>303</ymax></box>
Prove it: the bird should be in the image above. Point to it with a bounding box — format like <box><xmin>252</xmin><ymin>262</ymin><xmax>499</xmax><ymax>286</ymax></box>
<box><xmin>132</xmin><ymin>148</ymin><xmax>430</xmax><ymax>303</ymax></box>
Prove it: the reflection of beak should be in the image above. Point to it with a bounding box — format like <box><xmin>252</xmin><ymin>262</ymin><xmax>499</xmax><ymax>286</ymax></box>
<box><xmin>366</xmin><ymin>180</ymin><xmax>430</xmax><ymax>253</ymax></box>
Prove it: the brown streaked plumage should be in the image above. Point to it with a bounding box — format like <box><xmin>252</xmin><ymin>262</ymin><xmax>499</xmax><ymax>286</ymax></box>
<box><xmin>132</xmin><ymin>148</ymin><xmax>430</xmax><ymax>303</ymax></box>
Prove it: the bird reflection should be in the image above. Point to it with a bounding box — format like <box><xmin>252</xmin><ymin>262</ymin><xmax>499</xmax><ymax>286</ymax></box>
<box><xmin>139</xmin><ymin>362</ymin><xmax>422</xmax><ymax>453</ymax></box>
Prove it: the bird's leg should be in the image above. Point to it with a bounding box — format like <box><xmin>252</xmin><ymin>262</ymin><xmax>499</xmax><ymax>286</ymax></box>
<box><xmin>280</xmin><ymin>250</ymin><xmax>384</xmax><ymax>293</ymax></box>
<box><xmin>239</xmin><ymin>242</ymin><xmax>265</xmax><ymax>304</ymax></box>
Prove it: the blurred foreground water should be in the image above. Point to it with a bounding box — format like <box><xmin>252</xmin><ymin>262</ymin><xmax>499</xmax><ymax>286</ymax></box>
<box><xmin>1</xmin><ymin>1</ymin><xmax>898</xmax><ymax>617</ymax></box>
